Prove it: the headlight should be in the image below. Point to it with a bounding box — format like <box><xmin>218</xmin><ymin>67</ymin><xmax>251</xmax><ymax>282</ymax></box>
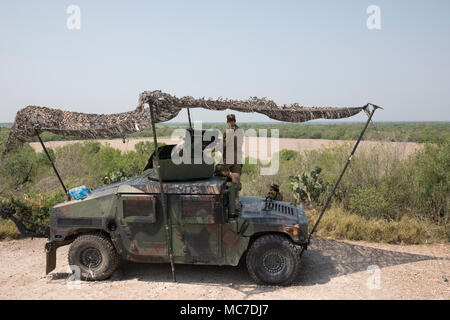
<box><xmin>284</xmin><ymin>226</ymin><xmax>300</xmax><ymax>239</ymax></box>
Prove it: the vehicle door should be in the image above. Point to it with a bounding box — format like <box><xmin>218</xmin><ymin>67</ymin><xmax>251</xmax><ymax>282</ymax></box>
<box><xmin>170</xmin><ymin>194</ymin><xmax>224</xmax><ymax>263</ymax></box>
<box><xmin>118</xmin><ymin>194</ymin><xmax>167</xmax><ymax>257</ymax></box>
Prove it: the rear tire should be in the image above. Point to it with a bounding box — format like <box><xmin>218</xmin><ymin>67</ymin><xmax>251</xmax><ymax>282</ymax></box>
<box><xmin>246</xmin><ymin>234</ymin><xmax>301</xmax><ymax>286</ymax></box>
<box><xmin>68</xmin><ymin>233</ymin><xmax>119</xmax><ymax>281</ymax></box>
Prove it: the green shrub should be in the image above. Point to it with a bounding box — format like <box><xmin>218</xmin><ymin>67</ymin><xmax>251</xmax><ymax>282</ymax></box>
<box><xmin>413</xmin><ymin>140</ymin><xmax>449</xmax><ymax>223</ymax></box>
<box><xmin>0</xmin><ymin>191</ymin><xmax>66</xmax><ymax>235</ymax></box>
<box><xmin>135</xmin><ymin>141</ymin><xmax>156</xmax><ymax>155</ymax></box>
<box><xmin>81</xmin><ymin>141</ymin><xmax>101</xmax><ymax>155</ymax></box>
<box><xmin>242</xmin><ymin>157</ymin><xmax>259</xmax><ymax>176</ymax></box>
<box><xmin>279</xmin><ymin>149</ymin><xmax>299</xmax><ymax>162</ymax></box>
<box><xmin>349</xmin><ymin>186</ymin><xmax>391</xmax><ymax>219</ymax></box>
<box><xmin>103</xmin><ymin>169</ymin><xmax>130</xmax><ymax>185</ymax></box>
<box><xmin>0</xmin><ymin>144</ymin><xmax>37</xmax><ymax>191</ymax></box>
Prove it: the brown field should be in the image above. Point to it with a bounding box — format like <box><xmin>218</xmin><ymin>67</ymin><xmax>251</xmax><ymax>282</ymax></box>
<box><xmin>29</xmin><ymin>137</ymin><xmax>422</xmax><ymax>160</ymax></box>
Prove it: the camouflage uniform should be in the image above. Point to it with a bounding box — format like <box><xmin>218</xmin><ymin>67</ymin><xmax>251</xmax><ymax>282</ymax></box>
<box><xmin>266</xmin><ymin>190</ymin><xmax>283</xmax><ymax>201</ymax></box>
<box><xmin>214</xmin><ymin>115</ymin><xmax>243</xmax><ymax>210</ymax></box>
<box><xmin>266</xmin><ymin>184</ymin><xmax>283</xmax><ymax>201</ymax></box>
<box><xmin>215</xmin><ymin>114</ymin><xmax>243</xmax><ymax>190</ymax></box>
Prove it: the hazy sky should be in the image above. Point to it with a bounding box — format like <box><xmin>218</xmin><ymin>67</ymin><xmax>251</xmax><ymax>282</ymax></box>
<box><xmin>1</xmin><ymin>0</ymin><xmax>449</xmax><ymax>123</ymax></box>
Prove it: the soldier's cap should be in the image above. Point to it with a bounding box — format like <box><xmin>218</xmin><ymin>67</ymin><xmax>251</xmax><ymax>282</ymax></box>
<box><xmin>270</xmin><ymin>183</ymin><xmax>280</xmax><ymax>191</ymax></box>
<box><xmin>226</xmin><ymin>114</ymin><xmax>236</xmax><ymax>122</ymax></box>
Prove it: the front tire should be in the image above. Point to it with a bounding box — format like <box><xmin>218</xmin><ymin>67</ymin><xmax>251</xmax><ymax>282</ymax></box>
<box><xmin>68</xmin><ymin>233</ymin><xmax>119</xmax><ymax>281</ymax></box>
<box><xmin>246</xmin><ymin>234</ymin><xmax>301</xmax><ymax>286</ymax></box>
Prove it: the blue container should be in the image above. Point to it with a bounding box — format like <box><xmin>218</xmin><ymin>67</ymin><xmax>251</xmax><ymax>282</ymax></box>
<box><xmin>69</xmin><ymin>186</ymin><xmax>92</xmax><ymax>200</ymax></box>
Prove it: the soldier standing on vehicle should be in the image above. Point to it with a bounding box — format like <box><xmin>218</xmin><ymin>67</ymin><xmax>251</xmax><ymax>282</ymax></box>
<box><xmin>266</xmin><ymin>183</ymin><xmax>283</xmax><ymax>201</ymax></box>
<box><xmin>215</xmin><ymin>114</ymin><xmax>243</xmax><ymax>192</ymax></box>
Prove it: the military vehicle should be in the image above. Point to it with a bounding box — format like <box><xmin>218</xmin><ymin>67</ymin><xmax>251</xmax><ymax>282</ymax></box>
<box><xmin>45</xmin><ymin>152</ymin><xmax>308</xmax><ymax>285</ymax></box>
<box><xmin>1</xmin><ymin>91</ymin><xmax>380</xmax><ymax>285</ymax></box>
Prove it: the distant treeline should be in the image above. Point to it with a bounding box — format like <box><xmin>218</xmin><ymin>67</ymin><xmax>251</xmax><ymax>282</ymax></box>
<box><xmin>0</xmin><ymin>122</ymin><xmax>449</xmax><ymax>143</ymax></box>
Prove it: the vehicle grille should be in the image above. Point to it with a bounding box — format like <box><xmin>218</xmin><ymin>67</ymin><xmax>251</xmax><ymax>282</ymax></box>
<box><xmin>265</xmin><ymin>202</ymin><xmax>296</xmax><ymax>216</ymax></box>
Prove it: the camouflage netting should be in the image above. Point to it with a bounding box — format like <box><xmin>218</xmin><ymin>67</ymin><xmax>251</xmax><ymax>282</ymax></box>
<box><xmin>3</xmin><ymin>90</ymin><xmax>366</xmax><ymax>154</ymax></box>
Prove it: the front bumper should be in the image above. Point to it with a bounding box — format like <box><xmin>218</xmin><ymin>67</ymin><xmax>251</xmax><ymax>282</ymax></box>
<box><xmin>45</xmin><ymin>240</ymin><xmax>71</xmax><ymax>274</ymax></box>
<box><xmin>45</xmin><ymin>242</ymin><xmax>57</xmax><ymax>274</ymax></box>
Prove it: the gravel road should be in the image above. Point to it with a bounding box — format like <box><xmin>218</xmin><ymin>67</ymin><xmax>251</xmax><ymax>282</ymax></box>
<box><xmin>0</xmin><ymin>238</ymin><xmax>448</xmax><ymax>300</ymax></box>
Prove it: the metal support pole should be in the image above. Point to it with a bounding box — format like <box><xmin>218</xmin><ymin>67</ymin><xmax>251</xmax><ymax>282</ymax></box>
<box><xmin>301</xmin><ymin>104</ymin><xmax>381</xmax><ymax>256</ymax></box>
<box><xmin>149</xmin><ymin>103</ymin><xmax>176</xmax><ymax>282</ymax></box>
<box><xmin>187</xmin><ymin>107</ymin><xmax>193</xmax><ymax>130</ymax></box>
<box><xmin>37</xmin><ymin>134</ymin><xmax>69</xmax><ymax>200</ymax></box>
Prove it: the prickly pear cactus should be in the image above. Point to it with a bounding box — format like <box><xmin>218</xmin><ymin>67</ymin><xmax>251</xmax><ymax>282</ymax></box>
<box><xmin>289</xmin><ymin>167</ymin><xmax>327</xmax><ymax>205</ymax></box>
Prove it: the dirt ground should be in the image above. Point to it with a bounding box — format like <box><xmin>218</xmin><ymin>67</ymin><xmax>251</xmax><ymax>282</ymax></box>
<box><xmin>29</xmin><ymin>137</ymin><xmax>421</xmax><ymax>160</ymax></box>
<box><xmin>0</xmin><ymin>238</ymin><xmax>448</xmax><ymax>300</ymax></box>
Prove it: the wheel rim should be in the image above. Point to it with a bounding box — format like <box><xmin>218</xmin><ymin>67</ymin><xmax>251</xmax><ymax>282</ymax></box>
<box><xmin>262</xmin><ymin>250</ymin><xmax>286</xmax><ymax>274</ymax></box>
<box><xmin>80</xmin><ymin>247</ymin><xmax>102</xmax><ymax>269</ymax></box>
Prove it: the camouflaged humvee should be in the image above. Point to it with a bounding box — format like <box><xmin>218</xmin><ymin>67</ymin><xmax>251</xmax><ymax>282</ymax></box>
<box><xmin>45</xmin><ymin>145</ymin><xmax>308</xmax><ymax>286</ymax></box>
<box><xmin>2</xmin><ymin>91</ymin><xmax>378</xmax><ymax>286</ymax></box>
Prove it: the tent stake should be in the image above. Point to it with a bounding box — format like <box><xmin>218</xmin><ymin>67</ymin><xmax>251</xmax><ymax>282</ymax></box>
<box><xmin>149</xmin><ymin>103</ymin><xmax>176</xmax><ymax>282</ymax></box>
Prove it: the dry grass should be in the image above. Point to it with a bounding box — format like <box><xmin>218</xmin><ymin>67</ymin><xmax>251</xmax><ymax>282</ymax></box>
<box><xmin>306</xmin><ymin>207</ymin><xmax>448</xmax><ymax>244</ymax></box>
<box><xmin>0</xmin><ymin>220</ymin><xmax>18</xmax><ymax>239</ymax></box>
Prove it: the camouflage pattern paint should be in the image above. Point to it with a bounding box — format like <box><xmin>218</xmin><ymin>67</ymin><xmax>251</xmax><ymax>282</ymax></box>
<box><xmin>4</xmin><ymin>90</ymin><xmax>366</xmax><ymax>154</ymax></box>
<box><xmin>46</xmin><ymin>176</ymin><xmax>307</xmax><ymax>273</ymax></box>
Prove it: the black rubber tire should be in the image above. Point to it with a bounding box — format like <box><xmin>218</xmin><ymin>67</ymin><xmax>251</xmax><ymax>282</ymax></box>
<box><xmin>246</xmin><ymin>234</ymin><xmax>301</xmax><ymax>286</ymax></box>
<box><xmin>68</xmin><ymin>233</ymin><xmax>119</xmax><ymax>281</ymax></box>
